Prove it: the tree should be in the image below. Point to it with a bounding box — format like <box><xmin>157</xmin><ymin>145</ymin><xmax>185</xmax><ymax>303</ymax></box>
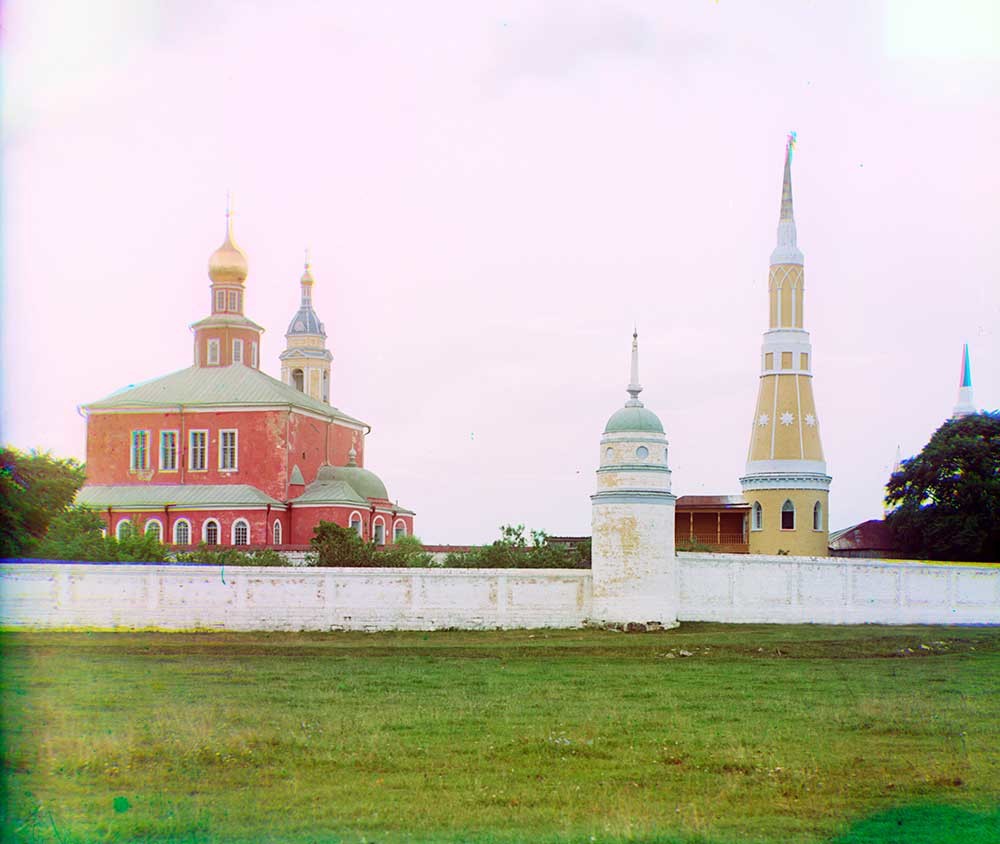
<box><xmin>885</xmin><ymin>412</ymin><xmax>1000</xmax><ymax>562</ymax></box>
<box><xmin>1</xmin><ymin>448</ymin><xmax>87</xmax><ymax>558</ymax></box>
<box><xmin>309</xmin><ymin>521</ymin><xmax>376</xmax><ymax>566</ymax></box>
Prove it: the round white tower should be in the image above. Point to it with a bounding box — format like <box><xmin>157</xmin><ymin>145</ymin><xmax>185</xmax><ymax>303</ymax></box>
<box><xmin>590</xmin><ymin>332</ymin><xmax>678</xmax><ymax>629</ymax></box>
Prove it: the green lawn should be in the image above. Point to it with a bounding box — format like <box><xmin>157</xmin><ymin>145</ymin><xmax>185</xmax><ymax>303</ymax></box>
<box><xmin>1</xmin><ymin>625</ymin><xmax>998</xmax><ymax>843</ymax></box>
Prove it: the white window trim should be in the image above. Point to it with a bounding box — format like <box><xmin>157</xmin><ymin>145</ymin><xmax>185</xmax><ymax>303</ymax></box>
<box><xmin>228</xmin><ymin>290</ymin><xmax>239</xmax><ymax>311</ymax></box>
<box><xmin>232</xmin><ymin>339</ymin><xmax>243</xmax><ymax>364</ymax></box>
<box><xmin>207</xmin><ymin>339</ymin><xmax>220</xmax><ymax>366</ymax></box>
<box><xmin>144</xmin><ymin>518</ymin><xmax>163</xmax><ymax>539</ymax></box>
<box><xmin>130</xmin><ymin>430</ymin><xmax>150</xmax><ymax>472</ymax></box>
<box><xmin>751</xmin><ymin>502</ymin><xmax>763</xmax><ymax>532</ymax></box>
<box><xmin>173</xmin><ymin>518</ymin><xmax>192</xmax><ymax>545</ymax></box>
<box><xmin>160</xmin><ymin>429</ymin><xmax>179</xmax><ymax>472</ymax></box>
<box><xmin>219</xmin><ymin>429</ymin><xmax>238</xmax><ymax>471</ymax></box>
<box><xmin>216</xmin><ymin>290</ymin><xmax>225</xmax><ymax>312</ymax></box>
<box><xmin>116</xmin><ymin>519</ymin><xmax>133</xmax><ymax>540</ymax></box>
<box><xmin>189</xmin><ymin>429</ymin><xmax>209</xmax><ymax>472</ymax></box>
<box><xmin>393</xmin><ymin>518</ymin><xmax>407</xmax><ymax>540</ymax></box>
<box><xmin>203</xmin><ymin>518</ymin><xmax>221</xmax><ymax>545</ymax></box>
<box><xmin>273</xmin><ymin>519</ymin><xmax>282</xmax><ymax>545</ymax></box>
<box><xmin>813</xmin><ymin>501</ymin><xmax>823</xmax><ymax>532</ymax></box>
<box><xmin>231</xmin><ymin>518</ymin><xmax>250</xmax><ymax>546</ymax></box>
<box><xmin>349</xmin><ymin>510</ymin><xmax>363</xmax><ymax>537</ymax></box>
<box><xmin>251</xmin><ymin>342</ymin><xmax>258</xmax><ymax>368</ymax></box>
<box><xmin>373</xmin><ymin>516</ymin><xmax>386</xmax><ymax>545</ymax></box>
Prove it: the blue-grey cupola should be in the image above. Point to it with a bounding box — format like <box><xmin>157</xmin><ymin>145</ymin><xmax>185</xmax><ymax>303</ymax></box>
<box><xmin>280</xmin><ymin>257</ymin><xmax>334</xmax><ymax>404</ymax></box>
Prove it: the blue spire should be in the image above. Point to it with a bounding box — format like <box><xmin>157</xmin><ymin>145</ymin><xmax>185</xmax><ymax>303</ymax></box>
<box><xmin>960</xmin><ymin>343</ymin><xmax>972</xmax><ymax>388</ymax></box>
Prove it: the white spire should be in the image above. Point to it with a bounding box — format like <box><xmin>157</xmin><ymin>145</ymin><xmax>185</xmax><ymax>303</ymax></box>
<box><xmin>770</xmin><ymin>137</ymin><xmax>804</xmax><ymax>266</ymax></box>
<box><xmin>952</xmin><ymin>343</ymin><xmax>976</xmax><ymax>419</ymax></box>
<box><xmin>626</xmin><ymin>329</ymin><xmax>643</xmax><ymax>407</ymax></box>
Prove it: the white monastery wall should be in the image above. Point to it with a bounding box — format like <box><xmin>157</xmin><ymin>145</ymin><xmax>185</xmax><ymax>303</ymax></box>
<box><xmin>676</xmin><ymin>553</ymin><xmax>1000</xmax><ymax>625</ymax></box>
<box><xmin>2</xmin><ymin>555</ymin><xmax>998</xmax><ymax>631</ymax></box>
<box><xmin>0</xmin><ymin>564</ymin><xmax>591</xmax><ymax>631</ymax></box>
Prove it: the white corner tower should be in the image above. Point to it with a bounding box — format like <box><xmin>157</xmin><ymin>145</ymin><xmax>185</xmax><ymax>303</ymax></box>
<box><xmin>590</xmin><ymin>331</ymin><xmax>678</xmax><ymax>629</ymax></box>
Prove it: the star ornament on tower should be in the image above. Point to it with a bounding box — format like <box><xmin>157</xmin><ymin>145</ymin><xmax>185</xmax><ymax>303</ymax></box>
<box><xmin>805</xmin><ymin>414</ymin><xmax>816</xmax><ymax>427</ymax></box>
<box><xmin>758</xmin><ymin>413</ymin><xmax>770</xmax><ymax>427</ymax></box>
<box><xmin>780</xmin><ymin>412</ymin><xmax>795</xmax><ymax>426</ymax></box>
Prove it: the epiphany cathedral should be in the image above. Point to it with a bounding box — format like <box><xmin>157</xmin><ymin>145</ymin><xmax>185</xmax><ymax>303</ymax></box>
<box><xmin>77</xmin><ymin>214</ymin><xmax>415</xmax><ymax>547</ymax></box>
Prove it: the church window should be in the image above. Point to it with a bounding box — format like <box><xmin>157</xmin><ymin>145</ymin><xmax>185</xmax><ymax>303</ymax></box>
<box><xmin>189</xmin><ymin>430</ymin><xmax>208</xmax><ymax>471</ymax></box>
<box><xmin>220</xmin><ymin>430</ymin><xmax>238</xmax><ymax>471</ymax></box>
<box><xmin>292</xmin><ymin>369</ymin><xmax>304</xmax><ymax>392</ymax></box>
<box><xmin>813</xmin><ymin>501</ymin><xmax>823</xmax><ymax>531</ymax></box>
<box><xmin>204</xmin><ymin>519</ymin><xmax>219</xmax><ymax>545</ymax></box>
<box><xmin>393</xmin><ymin>519</ymin><xmax>406</xmax><ymax>541</ymax></box>
<box><xmin>229</xmin><ymin>291</ymin><xmax>239</xmax><ymax>311</ymax></box>
<box><xmin>349</xmin><ymin>512</ymin><xmax>362</xmax><ymax>537</ymax></box>
<box><xmin>216</xmin><ymin>290</ymin><xmax>225</xmax><ymax>312</ymax></box>
<box><xmin>173</xmin><ymin>519</ymin><xmax>191</xmax><ymax>545</ymax></box>
<box><xmin>160</xmin><ymin>431</ymin><xmax>178</xmax><ymax>471</ymax></box>
<box><xmin>635</xmin><ymin>446</ymin><xmax>649</xmax><ymax>460</ymax></box>
<box><xmin>752</xmin><ymin>502</ymin><xmax>762</xmax><ymax>531</ymax></box>
<box><xmin>373</xmin><ymin>518</ymin><xmax>385</xmax><ymax>545</ymax></box>
<box><xmin>207</xmin><ymin>339</ymin><xmax>220</xmax><ymax>365</ymax></box>
<box><xmin>251</xmin><ymin>342</ymin><xmax>258</xmax><ymax>368</ymax></box>
<box><xmin>232</xmin><ymin>519</ymin><xmax>250</xmax><ymax>545</ymax></box>
<box><xmin>130</xmin><ymin>430</ymin><xmax>149</xmax><ymax>471</ymax></box>
<box><xmin>116</xmin><ymin>519</ymin><xmax>133</xmax><ymax>540</ymax></box>
<box><xmin>781</xmin><ymin>500</ymin><xmax>795</xmax><ymax>530</ymax></box>
<box><xmin>145</xmin><ymin>519</ymin><xmax>162</xmax><ymax>541</ymax></box>
<box><xmin>273</xmin><ymin>520</ymin><xmax>282</xmax><ymax>545</ymax></box>
<box><xmin>233</xmin><ymin>339</ymin><xmax>243</xmax><ymax>364</ymax></box>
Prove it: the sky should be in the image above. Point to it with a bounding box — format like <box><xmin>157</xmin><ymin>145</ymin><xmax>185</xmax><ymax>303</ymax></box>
<box><xmin>3</xmin><ymin>0</ymin><xmax>999</xmax><ymax>544</ymax></box>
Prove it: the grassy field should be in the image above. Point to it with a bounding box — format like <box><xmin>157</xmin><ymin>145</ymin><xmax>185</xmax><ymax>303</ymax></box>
<box><xmin>1</xmin><ymin>624</ymin><xmax>998</xmax><ymax>844</ymax></box>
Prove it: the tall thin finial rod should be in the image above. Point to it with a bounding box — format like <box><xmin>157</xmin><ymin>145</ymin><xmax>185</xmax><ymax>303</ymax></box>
<box><xmin>225</xmin><ymin>191</ymin><xmax>235</xmax><ymax>239</ymax></box>
<box><xmin>304</xmin><ymin>247</ymin><xmax>310</xmax><ymax>269</ymax></box>
<box><xmin>626</xmin><ymin>329</ymin><xmax>643</xmax><ymax>405</ymax></box>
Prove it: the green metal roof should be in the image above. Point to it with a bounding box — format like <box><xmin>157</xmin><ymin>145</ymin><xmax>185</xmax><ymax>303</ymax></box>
<box><xmin>76</xmin><ymin>484</ymin><xmax>283</xmax><ymax>509</ymax></box>
<box><xmin>85</xmin><ymin>365</ymin><xmax>367</xmax><ymax>426</ymax></box>
<box><xmin>604</xmin><ymin>405</ymin><xmax>664</xmax><ymax>434</ymax></box>
<box><xmin>331</xmin><ymin>465</ymin><xmax>389</xmax><ymax>500</ymax></box>
<box><xmin>293</xmin><ymin>479</ymin><xmax>369</xmax><ymax>506</ymax></box>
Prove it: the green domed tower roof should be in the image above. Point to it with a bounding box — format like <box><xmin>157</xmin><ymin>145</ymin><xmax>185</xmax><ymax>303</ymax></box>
<box><xmin>603</xmin><ymin>330</ymin><xmax>665</xmax><ymax>435</ymax></box>
<box><xmin>331</xmin><ymin>447</ymin><xmax>389</xmax><ymax>500</ymax></box>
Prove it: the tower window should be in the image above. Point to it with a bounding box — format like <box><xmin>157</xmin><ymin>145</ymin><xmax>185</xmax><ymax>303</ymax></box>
<box><xmin>292</xmin><ymin>369</ymin><xmax>304</xmax><ymax>392</ymax></box>
<box><xmin>251</xmin><ymin>342</ymin><xmax>258</xmax><ymax>368</ymax></box>
<box><xmin>752</xmin><ymin>501</ymin><xmax>762</xmax><ymax>531</ymax></box>
<box><xmin>322</xmin><ymin>370</ymin><xmax>329</xmax><ymax>402</ymax></box>
<box><xmin>216</xmin><ymin>290</ymin><xmax>225</xmax><ymax>312</ymax></box>
<box><xmin>781</xmin><ymin>500</ymin><xmax>795</xmax><ymax>530</ymax></box>
<box><xmin>160</xmin><ymin>430</ymin><xmax>178</xmax><ymax>471</ymax></box>
<box><xmin>173</xmin><ymin>519</ymin><xmax>191</xmax><ymax>545</ymax></box>
<box><xmin>813</xmin><ymin>501</ymin><xmax>823</xmax><ymax>531</ymax></box>
<box><xmin>207</xmin><ymin>339</ymin><xmax>220</xmax><ymax>365</ymax></box>
<box><xmin>232</xmin><ymin>519</ymin><xmax>249</xmax><ymax>546</ymax></box>
<box><xmin>203</xmin><ymin>519</ymin><xmax>220</xmax><ymax>545</ymax></box>
<box><xmin>229</xmin><ymin>291</ymin><xmax>239</xmax><ymax>311</ymax></box>
<box><xmin>219</xmin><ymin>430</ymin><xmax>238</xmax><ymax>471</ymax></box>
<box><xmin>189</xmin><ymin>430</ymin><xmax>208</xmax><ymax>471</ymax></box>
<box><xmin>233</xmin><ymin>339</ymin><xmax>243</xmax><ymax>364</ymax></box>
<box><xmin>635</xmin><ymin>446</ymin><xmax>649</xmax><ymax>460</ymax></box>
<box><xmin>130</xmin><ymin>430</ymin><xmax>149</xmax><ymax>471</ymax></box>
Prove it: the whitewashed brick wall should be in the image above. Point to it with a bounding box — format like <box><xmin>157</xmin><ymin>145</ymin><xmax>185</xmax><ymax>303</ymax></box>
<box><xmin>1</xmin><ymin>554</ymin><xmax>998</xmax><ymax>630</ymax></box>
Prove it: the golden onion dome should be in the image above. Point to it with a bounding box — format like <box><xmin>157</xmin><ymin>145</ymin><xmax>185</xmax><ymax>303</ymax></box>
<box><xmin>300</xmin><ymin>261</ymin><xmax>314</xmax><ymax>285</ymax></box>
<box><xmin>208</xmin><ymin>213</ymin><xmax>248</xmax><ymax>285</ymax></box>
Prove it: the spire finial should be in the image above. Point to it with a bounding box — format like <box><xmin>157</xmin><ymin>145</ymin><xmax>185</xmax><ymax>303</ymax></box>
<box><xmin>304</xmin><ymin>247</ymin><xmax>310</xmax><ymax>269</ymax></box>
<box><xmin>225</xmin><ymin>191</ymin><xmax>234</xmax><ymax>240</ymax></box>
<box><xmin>780</xmin><ymin>132</ymin><xmax>796</xmax><ymax>223</ymax></box>
<box><xmin>347</xmin><ymin>446</ymin><xmax>357</xmax><ymax>467</ymax></box>
<box><xmin>626</xmin><ymin>329</ymin><xmax>643</xmax><ymax>406</ymax></box>
<box><xmin>953</xmin><ymin>343</ymin><xmax>976</xmax><ymax>419</ymax></box>
<box><xmin>771</xmin><ymin>133</ymin><xmax>804</xmax><ymax>265</ymax></box>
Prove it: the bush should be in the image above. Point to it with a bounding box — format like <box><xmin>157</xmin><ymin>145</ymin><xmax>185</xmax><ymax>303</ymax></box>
<box><xmin>173</xmin><ymin>545</ymin><xmax>289</xmax><ymax>566</ymax></box>
<box><xmin>309</xmin><ymin>522</ymin><xmax>376</xmax><ymax>566</ymax></box>
<box><xmin>375</xmin><ymin>535</ymin><xmax>435</xmax><ymax>567</ymax></box>
<box><xmin>444</xmin><ymin>525</ymin><xmax>590</xmax><ymax>569</ymax></box>
<box><xmin>28</xmin><ymin>506</ymin><xmax>169</xmax><ymax>562</ymax></box>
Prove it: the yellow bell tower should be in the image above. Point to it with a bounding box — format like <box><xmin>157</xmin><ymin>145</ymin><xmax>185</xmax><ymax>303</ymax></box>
<box><xmin>741</xmin><ymin>137</ymin><xmax>831</xmax><ymax>556</ymax></box>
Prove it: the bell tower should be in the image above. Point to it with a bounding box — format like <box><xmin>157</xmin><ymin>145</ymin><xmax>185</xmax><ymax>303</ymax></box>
<box><xmin>740</xmin><ymin>138</ymin><xmax>831</xmax><ymax>556</ymax></box>
<box><xmin>280</xmin><ymin>256</ymin><xmax>333</xmax><ymax>404</ymax></box>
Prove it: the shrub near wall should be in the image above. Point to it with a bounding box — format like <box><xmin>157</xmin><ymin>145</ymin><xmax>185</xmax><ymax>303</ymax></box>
<box><xmin>444</xmin><ymin>525</ymin><xmax>591</xmax><ymax>569</ymax></box>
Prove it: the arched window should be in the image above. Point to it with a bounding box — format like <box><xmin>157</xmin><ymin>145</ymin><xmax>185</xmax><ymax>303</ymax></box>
<box><xmin>173</xmin><ymin>519</ymin><xmax>191</xmax><ymax>545</ymax></box>
<box><xmin>204</xmin><ymin>519</ymin><xmax>220</xmax><ymax>545</ymax></box>
<box><xmin>322</xmin><ymin>370</ymin><xmax>329</xmax><ymax>403</ymax></box>
<box><xmin>349</xmin><ymin>512</ymin><xmax>362</xmax><ymax>537</ymax></box>
<box><xmin>393</xmin><ymin>519</ymin><xmax>407</xmax><ymax>541</ymax></box>
<box><xmin>781</xmin><ymin>500</ymin><xmax>795</xmax><ymax>530</ymax></box>
<box><xmin>145</xmin><ymin>519</ymin><xmax>162</xmax><ymax>541</ymax></box>
<box><xmin>292</xmin><ymin>369</ymin><xmax>304</xmax><ymax>392</ymax></box>
<box><xmin>116</xmin><ymin>519</ymin><xmax>133</xmax><ymax>540</ymax></box>
<box><xmin>813</xmin><ymin>501</ymin><xmax>823</xmax><ymax>531</ymax></box>
<box><xmin>373</xmin><ymin>517</ymin><xmax>385</xmax><ymax>545</ymax></box>
<box><xmin>273</xmin><ymin>520</ymin><xmax>282</xmax><ymax>545</ymax></box>
<box><xmin>232</xmin><ymin>519</ymin><xmax>250</xmax><ymax>546</ymax></box>
<box><xmin>752</xmin><ymin>502</ymin><xmax>762</xmax><ymax>531</ymax></box>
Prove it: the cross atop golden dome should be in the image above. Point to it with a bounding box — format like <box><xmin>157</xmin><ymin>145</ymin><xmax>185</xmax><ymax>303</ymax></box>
<box><xmin>208</xmin><ymin>198</ymin><xmax>249</xmax><ymax>285</ymax></box>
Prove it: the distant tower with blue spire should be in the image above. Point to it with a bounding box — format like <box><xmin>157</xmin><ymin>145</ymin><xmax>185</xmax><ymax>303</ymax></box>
<box><xmin>952</xmin><ymin>343</ymin><xmax>976</xmax><ymax>419</ymax></box>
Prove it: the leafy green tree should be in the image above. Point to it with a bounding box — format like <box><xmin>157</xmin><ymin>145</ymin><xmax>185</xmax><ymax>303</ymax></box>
<box><xmin>885</xmin><ymin>412</ymin><xmax>1000</xmax><ymax>562</ymax></box>
<box><xmin>309</xmin><ymin>521</ymin><xmax>376</xmax><ymax>566</ymax></box>
<box><xmin>375</xmin><ymin>535</ymin><xmax>434</xmax><ymax>567</ymax></box>
<box><xmin>1</xmin><ymin>448</ymin><xmax>86</xmax><ymax>557</ymax></box>
<box><xmin>444</xmin><ymin>524</ymin><xmax>589</xmax><ymax>569</ymax></box>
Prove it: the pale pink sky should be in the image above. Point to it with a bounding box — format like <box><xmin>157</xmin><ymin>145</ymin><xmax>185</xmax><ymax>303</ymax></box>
<box><xmin>3</xmin><ymin>1</ymin><xmax>999</xmax><ymax>543</ymax></box>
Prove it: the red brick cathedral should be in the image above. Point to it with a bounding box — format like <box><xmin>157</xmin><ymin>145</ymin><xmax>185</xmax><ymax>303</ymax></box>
<box><xmin>77</xmin><ymin>212</ymin><xmax>414</xmax><ymax>547</ymax></box>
